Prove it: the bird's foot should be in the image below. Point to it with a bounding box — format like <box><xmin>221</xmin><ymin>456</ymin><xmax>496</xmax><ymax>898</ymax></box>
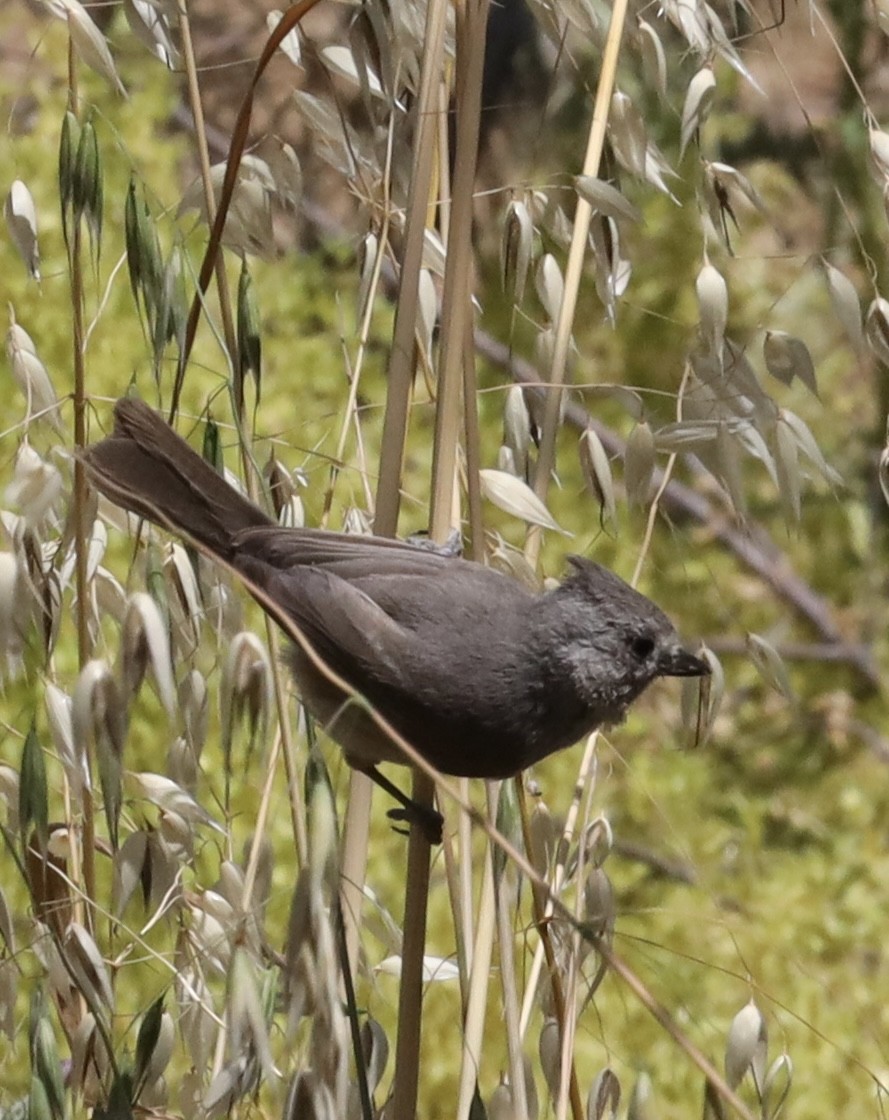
<box><xmin>361</xmin><ymin>764</ymin><xmax>444</xmax><ymax>844</ymax></box>
<box><xmin>387</xmin><ymin>803</ymin><xmax>443</xmax><ymax>845</ymax></box>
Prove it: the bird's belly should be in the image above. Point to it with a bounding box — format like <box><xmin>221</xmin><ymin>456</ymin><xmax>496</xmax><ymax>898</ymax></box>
<box><xmin>286</xmin><ymin>646</ymin><xmax>601</xmax><ymax>779</ymax></box>
<box><xmin>288</xmin><ymin>647</ymin><xmax>412</xmax><ymax>768</ymax></box>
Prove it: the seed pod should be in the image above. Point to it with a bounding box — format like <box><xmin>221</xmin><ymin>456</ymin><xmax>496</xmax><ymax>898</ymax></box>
<box><xmin>359</xmin><ymin>1017</ymin><xmax>389</xmax><ymax>1097</ymax></box>
<box><xmin>124</xmin><ymin>176</ymin><xmax>163</xmax><ymax>328</ymax></box>
<box><xmin>501</xmin><ymin>198</ymin><xmax>534</xmax><ymax>306</ymax></box>
<box><xmin>582</xmin><ymin>815</ymin><xmax>612</xmax><ymax>869</ymax></box>
<box><xmin>153</xmin><ymin>243</ymin><xmax>187</xmax><ymax>370</ymax></box>
<box><xmin>583</xmin><ymin>867</ymin><xmax>615</xmax><ymax>940</ymax></box>
<box><xmin>870</xmin><ymin>126</ymin><xmax>889</xmax><ymax>183</ymax></box>
<box><xmin>498</xmin><ymin>445</ymin><xmax>518</xmax><ymax>477</ymax></box>
<box><xmin>125</xmin><ymin>0</ymin><xmax>178</xmax><ymax>67</ymax></box>
<box><xmin>637</xmin><ymin>19</ymin><xmax>667</xmax><ymax>96</ymax></box>
<box><xmin>357</xmin><ymin>230</ymin><xmax>378</xmax><ymax>324</ymax></box>
<box><xmin>227</xmin><ymin>947</ymin><xmax>275</xmax><ymax>1080</ymax></box>
<box><xmin>682</xmin><ymin>646</ymin><xmax>722</xmax><ymax>747</ymax></box>
<box><xmin>236</xmin><ymin>259</ymin><xmax>262</xmax><ymax>413</ymax></box>
<box><xmin>5</xmin><ymin>180</ymin><xmax>40</xmax><ymax>280</ymax></box>
<box><xmin>19</xmin><ymin>725</ymin><xmax>48</xmax><ymax>857</ymax></box>
<box><xmin>623</xmin><ymin>420</ymin><xmax>655</xmax><ymax>507</ymax></box>
<box><xmin>746</xmin><ymin>633</ymin><xmax>794</xmax><ymax>700</ymax></box>
<box><xmin>267</xmin><ymin>139</ymin><xmax>302</xmax><ymax>209</ymax></box>
<box><xmin>5</xmin><ymin>319</ymin><xmax>61</xmax><ymax>429</ymax></box>
<box><xmin>321</xmin><ymin>43</ymin><xmax>384</xmax><ymax>99</ymax></box>
<box><xmin>29</xmin><ymin>1076</ymin><xmax>52</xmax><ymax>1120</ymax></box>
<box><xmin>30</xmin><ymin>1008</ymin><xmax>65</xmax><ymax>1120</ymax></box>
<box><xmin>590</xmin><ymin>214</ymin><xmax>630</xmax><ymax>322</ymax></box>
<box><xmin>503</xmin><ymin>385</ymin><xmax>532</xmax><ymax>478</ymax></box>
<box><xmin>134</xmin><ymin>996</ymin><xmax>174</xmax><ymax>1092</ymax></box>
<box><xmin>66</xmin><ymin>0</ymin><xmax>127</xmax><ymax>97</ymax></box>
<box><xmin>283</xmin><ymin>1070</ymin><xmax>332</xmax><ymax>1120</ymax></box>
<box><xmin>0</xmin><ymin>887</ymin><xmax>14</xmax><ymax>958</ymax></box>
<box><xmin>865</xmin><ymin>296</ymin><xmax>889</xmax><ymax>366</ymax></box>
<box><xmin>73</xmin><ymin>661</ymin><xmax>127</xmax><ymax>847</ymax></box>
<box><xmin>130</xmin><ymin>771</ymin><xmax>221</xmax><ymax>832</ymax></box>
<box><xmin>113</xmin><ymin>829</ymin><xmax>150</xmax><ymax>914</ymax></box>
<box><xmin>538</xmin><ymin>1017</ymin><xmax>561</xmax><ymax>1101</ymax></box>
<box><xmin>220</xmin><ymin>631</ymin><xmax>273</xmax><ymax>770</ymax></box>
<box><xmin>763</xmin><ymin>330</ymin><xmax>817</xmax><ymax>396</ymax></box>
<box><xmin>725</xmin><ymin>999</ymin><xmax>767</xmax><ymax>1090</ymax></box>
<box><xmin>119</xmin><ymin>592</ymin><xmax>176</xmax><ymax>716</ymax></box>
<box><xmin>574</xmin><ymin>176</ymin><xmax>641</xmax><ymax>224</ymax></box>
<box><xmin>65</xmin><ymin>921</ymin><xmax>114</xmax><ymax>1013</ymax></box>
<box><xmin>773</xmin><ymin>412</ymin><xmax>801</xmax><ymax>525</ymax></box>
<box><xmin>58</xmin><ymin>111</ymin><xmax>80</xmax><ymax>247</ymax></box>
<box><xmin>579</xmin><ymin>428</ymin><xmax>616</xmax><ymax>527</ymax></box>
<box><xmin>493</xmin><ymin>778</ymin><xmax>521</xmax><ymax>877</ymax></box>
<box><xmin>627</xmin><ymin>1071</ymin><xmax>655</xmax><ymax>1120</ymax></box>
<box><xmin>696</xmin><ymin>262</ymin><xmax>728</xmax><ymax>355</ymax></box>
<box><xmin>587</xmin><ymin>1067</ymin><xmax>621</xmax><ymax>1120</ymax></box>
<box><xmin>73</xmin><ymin>116</ymin><xmax>103</xmax><ymax>257</ymax></box>
<box><xmin>680</xmin><ymin>66</ymin><xmax>716</xmax><ymax>156</ymax></box>
<box><xmin>822</xmin><ymin>260</ymin><xmax>862</xmax><ymax>351</ymax></box>
<box><xmin>487</xmin><ymin>1079</ymin><xmax>515</xmax><ymax>1120</ymax></box>
<box><xmin>762</xmin><ymin>1054</ymin><xmax>792</xmax><ymax>1120</ymax></box>
<box><xmin>268</xmin><ymin>9</ymin><xmax>302</xmax><ymax>68</ymax></box>
<box><xmin>263</xmin><ymin>450</ymin><xmax>296</xmax><ymax>520</ymax></box>
<box><xmin>609</xmin><ymin>91</ymin><xmax>647</xmax><ymax>177</ymax></box>
<box><xmin>306</xmin><ymin>750</ymin><xmax>338</xmax><ymax>891</ymax></box>
<box><xmin>294</xmin><ymin>90</ymin><xmax>355</xmax><ymax>177</ymax></box>
<box><xmin>479</xmin><ymin>469</ymin><xmax>568</xmax><ymax>534</ymax></box>
<box><xmin>713</xmin><ymin>422</ymin><xmax>746</xmax><ymax>518</ymax></box>
<box><xmin>778</xmin><ymin>408</ymin><xmax>840</xmax><ymax>486</ymax></box>
<box><xmin>527</xmin><ymin>795</ymin><xmax>555</xmax><ymax>885</ymax></box>
<box><xmin>879</xmin><ymin>442</ymin><xmax>889</xmax><ymax>509</ymax></box>
<box><xmin>6</xmin><ymin>444</ymin><xmax>62</xmax><ymax>526</ymax></box>
<box><xmin>535</xmin><ymin>253</ymin><xmax>564</xmax><ymax>323</ymax></box>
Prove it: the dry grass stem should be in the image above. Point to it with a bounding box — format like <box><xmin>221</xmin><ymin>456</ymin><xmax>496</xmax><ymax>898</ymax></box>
<box><xmin>526</xmin><ymin>0</ymin><xmax>630</xmax><ymax>569</ymax></box>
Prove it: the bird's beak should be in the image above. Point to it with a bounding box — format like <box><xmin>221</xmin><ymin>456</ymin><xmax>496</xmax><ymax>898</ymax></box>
<box><xmin>660</xmin><ymin>646</ymin><xmax>710</xmax><ymax>677</ymax></box>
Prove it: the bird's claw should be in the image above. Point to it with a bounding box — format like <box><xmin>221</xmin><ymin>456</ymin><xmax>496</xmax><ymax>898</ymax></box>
<box><xmin>387</xmin><ymin>804</ymin><xmax>443</xmax><ymax>845</ymax></box>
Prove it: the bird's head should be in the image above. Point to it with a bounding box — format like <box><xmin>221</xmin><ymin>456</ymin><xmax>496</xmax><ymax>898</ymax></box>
<box><xmin>541</xmin><ymin>556</ymin><xmax>709</xmax><ymax>725</ymax></box>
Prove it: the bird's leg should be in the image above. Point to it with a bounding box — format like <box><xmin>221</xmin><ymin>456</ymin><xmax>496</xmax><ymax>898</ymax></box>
<box><xmin>359</xmin><ymin>765</ymin><xmax>443</xmax><ymax>845</ymax></box>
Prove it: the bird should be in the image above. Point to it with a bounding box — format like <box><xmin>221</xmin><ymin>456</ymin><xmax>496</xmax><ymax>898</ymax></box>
<box><xmin>83</xmin><ymin>397</ymin><xmax>709</xmax><ymax>840</ymax></box>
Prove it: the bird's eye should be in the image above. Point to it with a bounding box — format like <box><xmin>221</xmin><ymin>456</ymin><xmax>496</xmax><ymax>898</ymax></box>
<box><xmin>629</xmin><ymin>634</ymin><xmax>655</xmax><ymax>659</ymax></box>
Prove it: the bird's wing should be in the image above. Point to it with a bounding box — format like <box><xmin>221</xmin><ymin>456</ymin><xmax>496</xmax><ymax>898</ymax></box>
<box><xmin>235</xmin><ymin>541</ymin><xmax>532</xmax><ymax>663</ymax></box>
<box><xmin>233</xmin><ymin>525</ymin><xmax>454</xmax><ymax>579</ymax></box>
<box><xmin>235</xmin><ymin>543</ymin><xmax>533</xmax><ymax>694</ymax></box>
<box><xmin>237</xmin><ymin>558</ymin><xmax>416</xmax><ymax>683</ymax></box>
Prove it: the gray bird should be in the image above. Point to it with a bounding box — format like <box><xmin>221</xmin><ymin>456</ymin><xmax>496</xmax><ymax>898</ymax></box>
<box><xmin>83</xmin><ymin>398</ymin><xmax>708</xmax><ymax>839</ymax></box>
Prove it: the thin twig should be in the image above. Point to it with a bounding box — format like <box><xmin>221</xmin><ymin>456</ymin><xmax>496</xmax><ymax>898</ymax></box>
<box><xmin>65</xmin><ymin>37</ymin><xmax>97</xmax><ymax>938</ymax></box>
<box><xmin>490</xmin><ymin>786</ymin><xmax>529</xmax><ymax>1120</ymax></box>
<box><xmin>387</xmin><ymin>0</ymin><xmax>452</xmax><ymax>1114</ymax></box>
<box><xmin>170</xmin><ymin>0</ymin><xmax>324</xmax><ymax>417</ymax></box>
<box><xmin>456</xmin><ymin>836</ymin><xmax>497</xmax><ymax>1120</ymax></box>
<box><xmin>631</xmin><ymin>366</ymin><xmax>690</xmax><ymax>589</ymax></box>
<box><xmin>611</xmin><ymin>839</ymin><xmax>697</xmax><ymax>885</ymax></box>
<box><xmin>176</xmin><ymin>0</ymin><xmax>238</xmax><ymax>374</ymax></box>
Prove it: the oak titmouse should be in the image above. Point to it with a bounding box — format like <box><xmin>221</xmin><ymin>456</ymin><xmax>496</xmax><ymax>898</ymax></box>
<box><xmin>84</xmin><ymin>399</ymin><xmax>708</xmax><ymax>836</ymax></box>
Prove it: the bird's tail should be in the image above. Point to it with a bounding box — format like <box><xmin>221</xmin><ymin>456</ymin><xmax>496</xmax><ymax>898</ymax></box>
<box><xmin>82</xmin><ymin>397</ymin><xmax>272</xmax><ymax>561</ymax></box>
